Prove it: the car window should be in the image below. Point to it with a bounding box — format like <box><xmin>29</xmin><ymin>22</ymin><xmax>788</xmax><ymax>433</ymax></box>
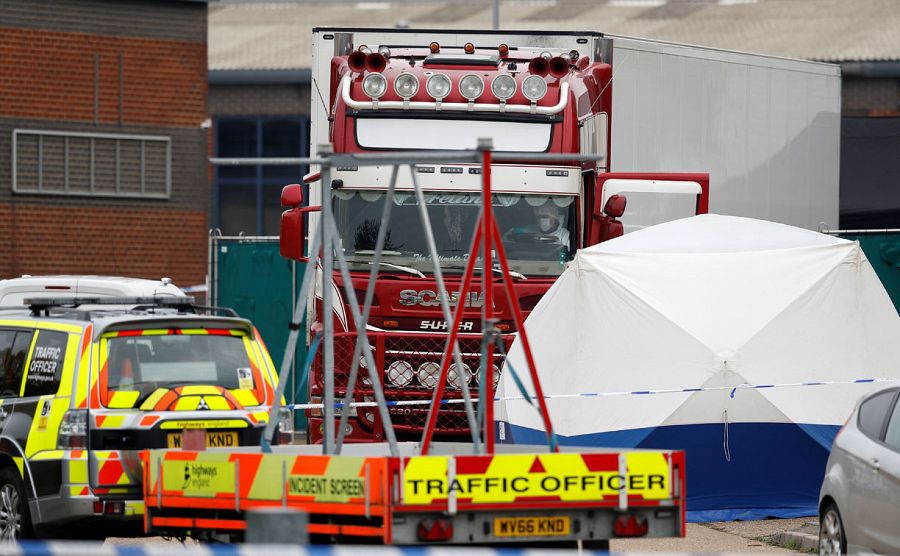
<box><xmin>0</xmin><ymin>330</ymin><xmax>33</xmax><ymax>398</ymax></box>
<box><xmin>884</xmin><ymin>399</ymin><xmax>900</xmax><ymax>452</ymax></box>
<box><xmin>858</xmin><ymin>390</ymin><xmax>897</xmax><ymax>440</ymax></box>
<box><xmin>23</xmin><ymin>330</ymin><xmax>68</xmax><ymax>397</ymax></box>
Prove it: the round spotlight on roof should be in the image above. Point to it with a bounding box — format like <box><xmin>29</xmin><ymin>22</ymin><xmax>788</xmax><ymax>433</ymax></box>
<box><xmin>522</xmin><ymin>75</ymin><xmax>548</xmax><ymax>102</ymax></box>
<box><xmin>358</xmin><ymin>45</ymin><xmax>372</xmax><ymax>55</ymax></box>
<box><xmin>378</xmin><ymin>45</ymin><xmax>391</xmax><ymax>58</ymax></box>
<box><xmin>425</xmin><ymin>73</ymin><xmax>452</xmax><ymax>100</ymax></box>
<box><xmin>491</xmin><ymin>74</ymin><xmax>517</xmax><ymax>101</ymax></box>
<box><xmin>362</xmin><ymin>73</ymin><xmax>388</xmax><ymax>99</ymax></box>
<box><xmin>393</xmin><ymin>73</ymin><xmax>419</xmax><ymax>99</ymax></box>
<box><xmin>459</xmin><ymin>74</ymin><xmax>485</xmax><ymax>101</ymax></box>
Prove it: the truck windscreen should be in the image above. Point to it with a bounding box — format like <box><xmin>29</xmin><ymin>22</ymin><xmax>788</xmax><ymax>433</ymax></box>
<box><xmin>333</xmin><ymin>191</ymin><xmax>576</xmax><ymax>277</ymax></box>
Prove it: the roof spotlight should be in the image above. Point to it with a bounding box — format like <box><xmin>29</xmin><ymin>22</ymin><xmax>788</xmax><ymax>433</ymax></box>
<box><xmin>378</xmin><ymin>45</ymin><xmax>391</xmax><ymax>58</ymax></box>
<box><xmin>394</xmin><ymin>73</ymin><xmax>419</xmax><ymax>99</ymax></box>
<box><xmin>426</xmin><ymin>73</ymin><xmax>452</xmax><ymax>100</ymax></box>
<box><xmin>358</xmin><ymin>45</ymin><xmax>372</xmax><ymax>55</ymax></box>
<box><xmin>458</xmin><ymin>74</ymin><xmax>484</xmax><ymax>100</ymax></box>
<box><xmin>362</xmin><ymin>73</ymin><xmax>388</xmax><ymax>99</ymax></box>
<box><xmin>522</xmin><ymin>75</ymin><xmax>547</xmax><ymax>102</ymax></box>
<box><xmin>491</xmin><ymin>74</ymin><xmax>517</xmax><ymax>101</ymax></box>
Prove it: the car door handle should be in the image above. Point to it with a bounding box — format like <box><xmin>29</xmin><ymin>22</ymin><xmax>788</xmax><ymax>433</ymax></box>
<box><xmin>870</xmin><ymin>458</ymin><xmax>880</xmax><ymax>472</ymax></box>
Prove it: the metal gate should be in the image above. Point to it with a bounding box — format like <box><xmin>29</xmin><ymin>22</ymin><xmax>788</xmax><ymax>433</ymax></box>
<box><xmin>208</xmin><ymin>233</ymin><xmax>308</xmax><ymax>428</ymax></box>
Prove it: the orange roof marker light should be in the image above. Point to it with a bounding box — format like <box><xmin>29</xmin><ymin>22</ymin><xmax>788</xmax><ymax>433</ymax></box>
<box><xmin>464</xmin><ymin>42</ymin><xmax>475</xmax><ymax>54</ymax></box>
<box><xmin>498</xmin><ymin>43</ymin><xmax>509</xmax><ymax>56</ymax></box>
<box><xmin>429</xmin><ymin>41</ymin><xmax>440</xmax><ymax>54</ymax></box>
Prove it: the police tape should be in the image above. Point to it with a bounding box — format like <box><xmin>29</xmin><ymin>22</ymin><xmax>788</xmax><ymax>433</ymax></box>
<box><xmin>0</xmin><ymin>542</ymin><xmax>613</xmax><ymax>556</ymax></box>
<box><xmin>288</xmin><ymin>377</ymin><xmax>900</xmax><ymax>410</ymax></box>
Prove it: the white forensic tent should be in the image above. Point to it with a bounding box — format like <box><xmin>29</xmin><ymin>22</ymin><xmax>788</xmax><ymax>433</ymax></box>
<box><xmin>497</xmin><ymin>214</ymin><xmax>900</xmax><ymax>521</ymax></box>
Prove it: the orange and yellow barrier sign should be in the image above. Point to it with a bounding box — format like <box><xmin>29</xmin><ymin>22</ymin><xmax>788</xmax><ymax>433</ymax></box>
<box><xmin>402</xmin><ymin>452</ymin><xmax>671</xmax><ymax>505</ymax></box>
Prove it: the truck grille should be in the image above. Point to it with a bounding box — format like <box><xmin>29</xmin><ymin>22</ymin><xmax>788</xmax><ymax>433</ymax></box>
<box><xmin>312</xmin><ymin>330</ymin><xmax>514</xmax><ymax>435</ymax></box>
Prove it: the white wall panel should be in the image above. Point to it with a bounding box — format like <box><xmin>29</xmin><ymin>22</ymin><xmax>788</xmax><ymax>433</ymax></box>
<box><xmin>610</xmin><ymin>36</ymin><xmax>840</xmax><ymax>230</ymax></box>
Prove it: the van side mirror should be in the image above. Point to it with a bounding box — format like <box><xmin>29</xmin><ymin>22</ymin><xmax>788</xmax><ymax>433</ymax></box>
<box><xmin>280</xmin><ymin>184</ymin><xmax>306</xmax><ymax>261</ymax></box>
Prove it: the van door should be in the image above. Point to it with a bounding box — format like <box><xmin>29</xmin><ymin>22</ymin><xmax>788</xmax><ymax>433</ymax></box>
<box><xmin>7</xmin><ymin>329</ymin><xmax>72</xmax><ymax>499</ymax></box>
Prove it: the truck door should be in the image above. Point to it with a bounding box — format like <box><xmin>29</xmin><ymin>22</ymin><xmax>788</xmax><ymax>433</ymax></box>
<box><xmin>591</xmin><ymin>172</ymin><xmax>709</xmax><ymax>243</ymax></box>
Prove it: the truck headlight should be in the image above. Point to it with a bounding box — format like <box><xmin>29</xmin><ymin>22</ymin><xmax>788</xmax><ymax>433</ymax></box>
<box><xmin>426</xmin><ymin>73</ymin><xmax>451</xmax><ymax>100</ymax></box>
<box><xmin>387</xmin><ymin>360</ymin><xmax>414</xmax><ymax>387</ymax></box>
<box><xmin>447</xmin><ymin>362</ymin><xmax>471</xmax><ymax>389</ymax></box>
<box><xmin>363</xmin><ymin>73</ymin><xmax>388</xmax><ymax>99</ymax></box>
<box><xmin>459</xmin><ymin>74</ymin><xmax>484</xmax><ymax>100</ymax></box>
<box><xmin>417</xmin><ymin>361</ymin><xmax>441</xmax><ymax>388</ymax></box>
<box><xmin>491</xmin><ymin>74</ymin><xmax>517</xmax><ymax>101</ymax></box>
<box><xmin>394</xmin><ymin>73</ymin><xmax>419</xmax><ymax>99</ymax></box>
<box><xmin>522</xmin><ymin>75</ymin><xmax>547</xmax><ymax>101</ymax></box>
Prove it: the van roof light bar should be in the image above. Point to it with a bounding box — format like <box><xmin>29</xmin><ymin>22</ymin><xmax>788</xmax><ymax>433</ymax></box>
<box><xmin>26</xmin><ymin>296</ymin><xmax>197</xmax><ymax>315</ymax></box>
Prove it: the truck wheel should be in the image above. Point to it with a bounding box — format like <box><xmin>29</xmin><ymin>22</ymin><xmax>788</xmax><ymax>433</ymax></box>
<box><xmin>0</xmin><ymin>467</ymin><xmax>32</xmax><ymax>540</ymax></box>
<box><xmin>819</xmin><ymin>502</ymin><xmax>846</xmax><ymax>555</ymax></box>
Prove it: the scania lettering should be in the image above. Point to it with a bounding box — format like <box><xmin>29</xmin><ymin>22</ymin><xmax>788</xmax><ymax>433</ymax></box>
<box><xmin>282</xmin><ymin>28</ymin><xmax>838</xmax><ymax>444</ymax></box>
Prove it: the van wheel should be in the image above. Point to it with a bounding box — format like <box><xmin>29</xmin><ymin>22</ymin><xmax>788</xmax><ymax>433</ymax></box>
<box><xmin>0</xmin><ymin>468</ymin><xmax>32</xmax><ymax>540</ymax></box>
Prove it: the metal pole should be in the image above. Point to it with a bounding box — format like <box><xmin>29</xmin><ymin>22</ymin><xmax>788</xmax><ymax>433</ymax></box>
<box><xmin>479</xmin><ymin>138</ymin><xmax>496</xmax><ymax>452</ymax></box>
<box><xmin>336</xmin><ymin>166</ymin><xmax>401</xmax><ymax>452</ymax></box>
<box><xmin>409</xmin><ymin>165</ymin><xmax>482</xmax><ymax>453</ymax></box>
<box><xmin>263</xmin><ymin>225</ymin><xmax>322</xmax><ymax>447</ymax></box>
<box><xmin>320</xmin><ymin>143</ymin><xmax>335</xmax><ymax>455</ymax></box>
<box><xmin>492</xmin><ymin>0</ymin><xmax>499</xmax><ymax>30</ymax></box>
<box><xmin>327</xmin><ymin>217</ymin><xmax>400</xmax><ymax>456</ymax></box>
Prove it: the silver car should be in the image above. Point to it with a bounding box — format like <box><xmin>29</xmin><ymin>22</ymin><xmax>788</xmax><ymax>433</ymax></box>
<box><xmin>819</xmin><ymin>386</ymin><xmax>900</xmax><ymax>555</ymax></box>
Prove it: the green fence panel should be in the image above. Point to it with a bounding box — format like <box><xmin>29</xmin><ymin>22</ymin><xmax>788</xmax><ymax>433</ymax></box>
<box><xmin>841</xmin><ymin>233</ymin><xmax>900</xmax><ymax>314</ymax></box>
<box><xmin>214</xmin><ymin>240</ymin><xmax>308</xmax><ymax>428</ymax></box>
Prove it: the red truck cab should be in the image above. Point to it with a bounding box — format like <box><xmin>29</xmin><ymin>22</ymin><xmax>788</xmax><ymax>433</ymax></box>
<box><xmin>282</xmin><ymin>29</ymin><xmax>709</xmax><ymax>443</ymax></box>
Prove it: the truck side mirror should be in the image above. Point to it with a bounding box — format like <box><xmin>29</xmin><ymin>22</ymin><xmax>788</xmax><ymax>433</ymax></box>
<box><xmin>280</xmin><ymin>184</ymin><xmax>306</xmax><ymax>261</ymax></box>
<box><xmin>604</xmin><ymin>194</ymin><xmax>626</xmax><ymax>218</ymax></box>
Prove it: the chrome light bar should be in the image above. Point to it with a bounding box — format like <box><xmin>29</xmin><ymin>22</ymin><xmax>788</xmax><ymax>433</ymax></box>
<box><xmin>341</xmin><ymin>76</ymin><xmax>569</xmax><ymax>115</ymax></box>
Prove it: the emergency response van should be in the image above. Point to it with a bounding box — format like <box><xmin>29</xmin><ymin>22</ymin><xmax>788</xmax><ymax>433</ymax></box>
<box><xmin>0</xmin><ymin>294</ymin><xmax>290</xmax><ymax>539</ymax></box>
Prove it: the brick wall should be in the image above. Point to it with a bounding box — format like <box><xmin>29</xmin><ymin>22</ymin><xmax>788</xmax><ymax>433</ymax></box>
<box><xmin>1</xmin><ymin>0</ymin><xmax>210</xmax><ymax>285</ymax></box>
<box><xmin>1</xmin><ymin>28</ymin><xmax>206</xmax><ymax>127</ymax></box>
<box><xmin>0</xmin><ymin>204</ymin><xmax>207</xmax><ymax>286</ymax></box>
<box><xmin>0</xmin><ymin>0</ymin><xmax>205</xmax><ymax>42</ymax></box>
<box><xmin>209</xmin><ymin>84</ymin><xmax>311</xmax><ymax>117</ymax></box>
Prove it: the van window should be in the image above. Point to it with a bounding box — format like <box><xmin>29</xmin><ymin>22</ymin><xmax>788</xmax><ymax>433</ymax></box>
<box><xmin>0</xmin><ymin>330</ymin><xmax>33</xmax><ymax>397</ymax></box>
<box><xmin>102</xmin><ymin>330</ymin><xmax>264</xmax><ymax>407</ymax></box>
<box><xmin>23</xmin><ymin>330</ymin><xmax>68</xmax><ymax>397</ymax></box>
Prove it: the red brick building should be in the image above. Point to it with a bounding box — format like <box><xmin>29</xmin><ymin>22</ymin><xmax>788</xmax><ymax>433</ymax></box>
<box><xmin>0</xmin><ymin>0</ymin><xmax>210</xmax><ymax>286</ymax></box>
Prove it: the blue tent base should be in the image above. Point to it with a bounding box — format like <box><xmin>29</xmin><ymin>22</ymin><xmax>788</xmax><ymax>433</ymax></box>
<box><xmin>498</xmin><ymin>420</ymin><xmax>838</xmax><ymax>522</ymax></box>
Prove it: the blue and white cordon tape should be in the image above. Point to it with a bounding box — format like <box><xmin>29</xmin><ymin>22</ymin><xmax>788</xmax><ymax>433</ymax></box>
<box><xmin>287</xmin><ymin>377</ymin><xmax>900</xmax><ymax>410</ymax></box>
<box><xmin>2</xmin><ymin>542</ymin><xmax>607</xmax><ymax>556</ymax></box>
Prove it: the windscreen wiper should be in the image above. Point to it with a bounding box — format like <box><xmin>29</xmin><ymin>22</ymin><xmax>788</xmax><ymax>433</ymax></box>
<box><xmin>369</xmin><ymin>261</ymin><xmax>426</xmax><ymax>278</ymax></box>
<box><xmin>475</xmin><ymin>267</ymin><xmax>527</xmax><ymax>280</ymax></box>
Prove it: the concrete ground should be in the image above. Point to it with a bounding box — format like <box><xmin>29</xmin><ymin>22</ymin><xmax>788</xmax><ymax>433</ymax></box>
<box><xmin>611</xmin><ymin>518</ymin><xmax>814</xmax><ymax>553</ymax></box>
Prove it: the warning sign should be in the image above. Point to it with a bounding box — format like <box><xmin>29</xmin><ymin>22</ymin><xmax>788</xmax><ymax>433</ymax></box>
<box><xmin>287</xmin><ymin>457</ymin><xmax>367</xmax><ymax>502</ymax></box>
<box><xmin>162</xmin><ymin>460</ymin><xmax>235</xmax><ymax>496</ymax></box>
<box><xmin>402</xmin><ymin>452</ymin><xmax>671</xmax><ymax>505</ymax></box>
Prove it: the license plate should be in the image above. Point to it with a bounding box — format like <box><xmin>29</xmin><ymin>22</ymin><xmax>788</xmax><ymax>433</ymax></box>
<box><xmin>167</xmin><ymin>431</ymin><xmax>238</xmax><ymax>449</ymax></box>
<box><xmin>493</xmin><ymin>516</ymin><xmax>571</xmax><ymax>538</ymax></box>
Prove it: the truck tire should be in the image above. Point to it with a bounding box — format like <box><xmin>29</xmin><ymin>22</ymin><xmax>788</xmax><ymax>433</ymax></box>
<box><xmin>0</xmin><ymin>467</ymin><xmax>32</xmax><ymax>540</ymax></box>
